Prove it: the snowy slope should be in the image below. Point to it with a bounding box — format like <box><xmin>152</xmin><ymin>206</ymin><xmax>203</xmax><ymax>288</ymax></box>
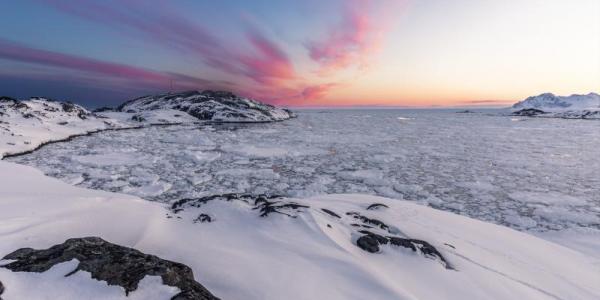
<box><xmin>0</xmin><ymin>96</ymin><xmax>123</xmax><ymax>158</ymax></box>
<box><xmin>511</xmin><ymin>93</ymin><xmax>600</xmax><ymax>119</ymax></box>
<box><xmin>1</xmin><ymin>161</ymin><xmax>599</xmax><ymax>300</ymax></box>
<box><xmin>0</xmin><ymin>97</ymin><xmax>206</xmax><ymax>159</ymax></box>
<box><xmin>117</xmin><ymin>90</ymin><xmax>294</xmax><ymax>123</ymax></box>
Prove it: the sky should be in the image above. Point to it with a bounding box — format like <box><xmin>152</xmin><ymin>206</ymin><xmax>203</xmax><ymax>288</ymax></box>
<box><xmin>0</xmin><ymin>0</ymin><xmax>599</xmax><ymax>108</ymax></box>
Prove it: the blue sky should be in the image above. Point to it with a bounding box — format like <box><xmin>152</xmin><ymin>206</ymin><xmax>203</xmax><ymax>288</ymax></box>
<box><xmin>1</xmin><ymin>0</ymin><xmax>598</xmax><ymax>108</ymax></box>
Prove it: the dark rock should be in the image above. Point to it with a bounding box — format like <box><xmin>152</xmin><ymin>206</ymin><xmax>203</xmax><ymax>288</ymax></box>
<box><xmin>346</xmin><ymin>212</ymin><xmax>389</xmax><ymax>230</ymax></box>
<box><xmin>389</xmin><ymin>238</ymin><xmax>453</xmax><ymax>269</ymax></box>
<box><xmin>61</xmin><ymin>102</ymin><xmax>76</xmax><ymax>113</ymax></box>
<box><xmin>0</xmin><ymin>280</ymin><xmax>4</xmax><ymax>297</ymax></box>
<box><xmin>254</xmin><ymin>200</ymin><xmax>309</xmax><ymax>218</ymax></box>
<box><xmin>0</xmin><ymin>96</ymin><xmax>16</xmax><ymax>103</ymax></box>
<box><xmin>358</xmin><ymin>231</ymin><xmax>389</xmax><ymax>245</ymax></box>
<box><xmin>456</xmin><ymin>110</ymin><xmax>475</xmax><ymax>113</ymax></box>
<box><xmin>57</xmin><ymin>121</ymin><xmax>68</xmax><ymax>125</ymax></box>
<box><xmin>194</xmin><ymin>214</ymin><xmax>212</xmax><ymax>223</ymax></box>
<box><xmin>366</xmin><ymin>203</ymin><xmax>389</xmax><ymax>210</ymax></box>
<box><xmin>356</xmin><ymin>235</ymin><xmax>381</xmax><ymax>253</ymax></box>
<box><xmin>13</xmin><ymin>102</ymin><xmax>29</xmax><ymax>110</ymax></box>
<box><xmin>131</xmin><ymin>114</ymin><xmax>146</xmax><ymax>122</ymax></box>
<box><xmin>354</xmin><ymin>232</ymin><xmax>453</xmax><ymax>269</ymax></box>
<box><xmin>321</xmin><ymin>208</ymin><xmax>341</xmax><ymax>218</ymax></box>
<box><xmin>93</xmin><ymin>106</ymin><xmax>115</xmax><ymax>113</ymax></box>
<box><xmin>171</xmin><ymin>194</ymin><xmax>307</xmax><ymax>219</ymax></box>
<box><xmin>171</xmin><ymin>193</ymin><xmax>282</xmax><ymax>211</ymax></box>
<box><xmin>1</xmin><ymin>237</ymin><xmax>219</xmax><ymax>300</ymax></box>
<box><xmin>511</xmin><ymin>108</ymin><xmax>546</xmax><ymax>116</ymax></box>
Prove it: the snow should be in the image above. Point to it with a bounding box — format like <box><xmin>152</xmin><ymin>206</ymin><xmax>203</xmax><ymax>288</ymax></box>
<box><xmin>1</xmin><ymin>161</ymin><xmax>599</xmax><ymax>299</ymax></box>
<box><xmin>0</xmin><ymin>97</ymin><xmax>120</xmax><ymax>158</ymax></box>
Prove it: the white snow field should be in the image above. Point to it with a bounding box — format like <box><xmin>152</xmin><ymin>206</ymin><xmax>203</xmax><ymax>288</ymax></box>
<box><xmin>1</xmin><ymin>161</ymin><xmax>600</xmax><ymax>300</ymax></box>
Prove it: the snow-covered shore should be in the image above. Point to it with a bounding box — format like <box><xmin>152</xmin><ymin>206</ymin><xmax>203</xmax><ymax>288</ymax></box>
<box><xmin>1</xmin><ymin>161</ymin><xmax>599</xmax><ymax>299</ymax></box>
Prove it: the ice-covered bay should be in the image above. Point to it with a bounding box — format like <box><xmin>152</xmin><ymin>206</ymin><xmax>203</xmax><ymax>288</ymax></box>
<box><xmin>9</xmin><ymin>109</ymin><xmax>600</xmax><ymax>233</ymax></box>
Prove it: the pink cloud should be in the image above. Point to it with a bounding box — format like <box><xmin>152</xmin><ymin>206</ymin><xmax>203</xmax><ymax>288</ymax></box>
<box><xmin>32</xmin><ymin>0</ymin><xmax>398</xmax><ymax>105</ymax></box>
<box><xmin>306</xmin><ymin>0</ymin><xmax>387</xmax><ymax>73</ymax></box>
<box><xmin>239</xmin><ymin>28</ymin><xmax>296</xmax><ymax>83</ymax></box>
<box><xmin>301</xmin><ymin>83</ymin><xmax>338</xmax><ymax>101</ymax></box>
<box><xmin>39</xmin><ymin>0</ymin><xmax>295</xmax><ymax>84</ymax></box>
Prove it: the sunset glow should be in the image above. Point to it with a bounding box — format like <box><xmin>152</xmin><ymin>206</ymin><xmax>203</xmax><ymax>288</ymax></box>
<box><xmin>1</xmin><ymin>0</ymin><xmax>598</xmax><ymax>107</ymax></box>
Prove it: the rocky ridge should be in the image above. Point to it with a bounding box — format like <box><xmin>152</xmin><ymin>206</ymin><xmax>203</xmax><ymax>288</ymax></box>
<box><xmin>116</xmin><ymin>90</ymin><xmax>295</xmax><ymax>123</ymax></box>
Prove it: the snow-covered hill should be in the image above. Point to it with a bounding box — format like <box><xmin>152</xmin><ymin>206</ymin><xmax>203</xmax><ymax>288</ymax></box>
<box><xmin>116</xmin><ymin>90</ymin><xmax>295</xmax><ymax>123</ymax></box>
<box><xmin>1</xmin><ymin>161</ymin><xmax>599</xmax><ymax>300</ymax></box>
<box><xmin>513</xmin><ymin>93</ymin><xmax>600</xmax><ymax>110</ymax></box>
<box><xmin>511</xmin><ymin>93</ymin><xmax>600</xmax><ymax>119</ymax></box>
<box><xmin>0</xmin><ymin>96</ymin><xmax>123</xmax><ymax>158</ymax></box>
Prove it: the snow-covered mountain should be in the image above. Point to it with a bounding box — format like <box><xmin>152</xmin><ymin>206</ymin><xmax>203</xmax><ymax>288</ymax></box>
<box><xmin>116</xmin><ymin>90</ymin><xmax>295</xmax><ymax>123</ymax></box>
<box><xmin>1</xmin><ymin>161</ymin><xmax>599</xmax><ymax>300</ymax></box>
<box><xmin>511</xmin><ymin>92</ymin><xmax>600</xmax><ymax>119</ymax></box>
<box><xmin>512</xmin><ymin>92</ymin><xmax>600</xmax><ymax>110</ymax></box>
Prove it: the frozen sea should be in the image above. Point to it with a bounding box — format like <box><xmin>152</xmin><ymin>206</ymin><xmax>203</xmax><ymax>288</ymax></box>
<box><xmin>8</xmin><ymin>109</ymin><xmax>600</xmax><ymax>234</ymax></box>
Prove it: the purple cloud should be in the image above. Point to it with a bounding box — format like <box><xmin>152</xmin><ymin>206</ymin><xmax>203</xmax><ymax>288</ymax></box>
<box><xmin>0</xmin><ymin>39</ymin><xmax>225</xmax><ymax>91</ymax></box>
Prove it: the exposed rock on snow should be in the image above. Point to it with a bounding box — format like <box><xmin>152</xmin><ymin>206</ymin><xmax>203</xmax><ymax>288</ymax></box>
<box><xmin>366</xmin><ymin>203</ymin><xmax>389</xmax><ymax>210</ymax></box>
<box><xmin>1</xmin><ymin>237</ymin><xmax>218</xmax><ymax>300</ymax></box>
<box><xmin>511</xmin><ymin>92</ymin><xmax>600</xmax><ymax>119</ymax></box>
<box><xmin>171</xmin><ymin>194</ymin><xmax>459</xmax><ymax>270</ymax></box>
<box><xmin>171</xmin><ymin>193</ymin><xmax>309</xmax><ymax>218</ymax></box>
<box><xmin>511</xmin><ymin>108</ymin><xmax>547</xmax><ymax>116</ymax></box>
<box><xmin>356</xmin><ymin>231</ymin><xmax>452</xmax><ymax>269</ymax></box>
<box><xmin>1</xmin><ymin>162</ymin><xmax>600</xmax><ymax>299</ymax></box>
<box><xmin>116</xmin><ymin>90</ymin><xmax>294</xmax><ymax>123</ymax></box>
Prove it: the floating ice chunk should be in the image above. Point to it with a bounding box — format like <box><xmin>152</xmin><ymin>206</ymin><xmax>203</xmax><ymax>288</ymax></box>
<box><xmin>72</xmin><ymin>153</ymin><xmax>143</xmax><ymax>166</ymax></box>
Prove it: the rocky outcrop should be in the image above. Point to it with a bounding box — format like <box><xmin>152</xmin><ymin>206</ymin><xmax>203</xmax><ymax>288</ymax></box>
<box><xmin>356</xmin><ymin>231</ymin><xmax>453</xmax><ymax>269</ymax></box>
<box><xmin>116</xmin><ymin>90</ymin><xmax>295</xmax><ymax>123</ymax></box>
<box><xmin>171</xmin><ymin>193</ymin><xmax>308</xmax><ymax>219</ymax></box>
<box><xmin>170</xmin><ymin>193</ymin><xmax>451</xmax><ymax>270</ymax></box>
<box><xmin>1</xmin><ymin>237</ymin><xmax>219</xmax><ymax>300</ymax></box>
<box><xmin>511</xmin><ymin>108</ymin><xmax>546</xmax><ymax>117</ymax></box>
